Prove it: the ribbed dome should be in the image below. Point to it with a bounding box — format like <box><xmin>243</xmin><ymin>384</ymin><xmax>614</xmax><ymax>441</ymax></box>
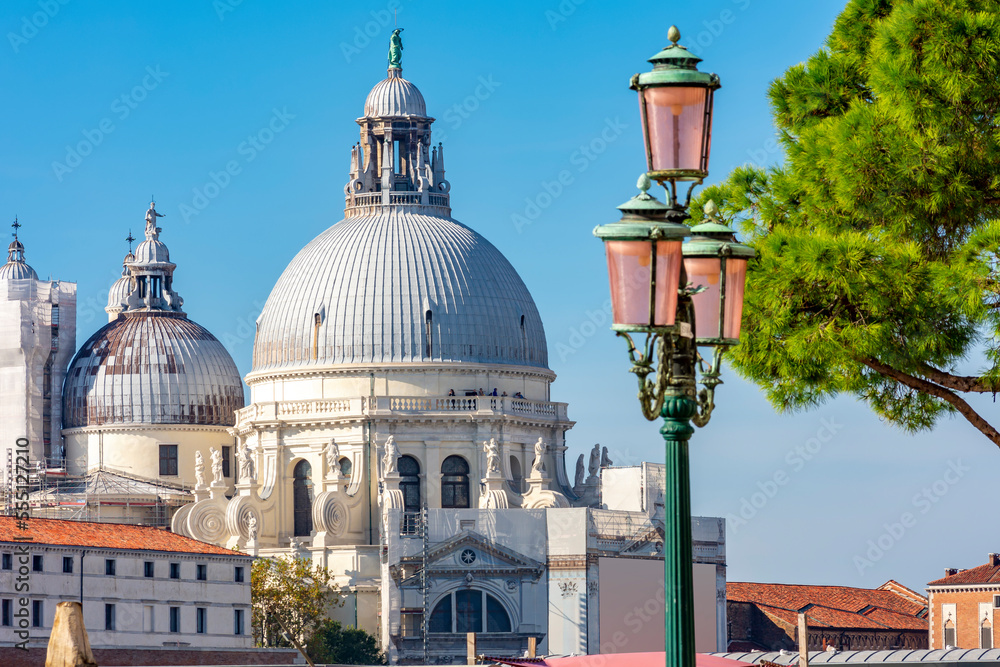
<box><xmin>252</xmin><ymin>209</ymin><xmax>548</xmax><ymax>372</ymax></box>
<box><xmin>0</xmin><ymin>239</ymin><xmax>38</xmax><ymax>280</ymax></box>
<box><xmin>106</xmin><ymin>275</ymin><xmax>132</xmax><ymax>310</ymax></box>
<box><xmin>63</xmin><ymin>312</ymin><xmax>244</xmax><ymax>428</ymax></box>
<box><xmin>134</xmin><ymin>239</ymin><xmax>169</xmax><ymax>263</ymax></box>
<box><xmin>364</xmin><ymin>68</ymin><xmax>427</xmax><ymax>118</ymax></box>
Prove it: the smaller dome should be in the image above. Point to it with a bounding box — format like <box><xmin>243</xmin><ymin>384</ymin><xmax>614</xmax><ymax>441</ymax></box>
<box><xmin>1</xmin><ymin>236</ymin><xmax>38</xmax><ymax>280</ymax></box>
<box><xmin>106</xmin><ymin>275</ymin><xmax>132</xmax><ymax>311</ymax></box>
<box><xmin>364</xmin><ymin>68</ymin><xmax>427</xmax><ymax>118</ymax></box>
<box><xmin>134</xmin><ymin>239</ymin><xmax>169</xmax><ymax>263</ymax></box>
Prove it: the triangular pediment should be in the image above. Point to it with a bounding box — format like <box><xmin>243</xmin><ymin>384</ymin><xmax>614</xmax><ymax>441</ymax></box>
<box><xmin>401</xmin><ymin>530</ymin><xmax>544</xmax><ymax>574</ymax></box>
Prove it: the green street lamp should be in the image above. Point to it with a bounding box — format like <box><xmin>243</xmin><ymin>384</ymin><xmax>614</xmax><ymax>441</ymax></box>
<box><xmin>594</xmin><ymin>25</ymin><xmax>754</xmax><ymax>667</ymax></box>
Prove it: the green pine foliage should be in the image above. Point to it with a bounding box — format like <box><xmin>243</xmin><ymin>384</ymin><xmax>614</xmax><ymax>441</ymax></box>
<box><xmin>306</xmin><ymin>619</ymin><xmax>386</xmax><ymax>665</ymax></box>
<box><xmin>690</xmin><ymin>0</ymin><xmax>1000</xmax><ymax>444</ymax></box>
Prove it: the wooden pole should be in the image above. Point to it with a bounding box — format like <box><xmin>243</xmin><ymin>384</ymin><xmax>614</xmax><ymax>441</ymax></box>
<box><xmin>528</xmin><ymin>636</ymin><xmax>537</xmax><ymax>658</ymax></box>
<box><xmin>798</xmin><ymin>613</ymin><xmax>809</xmax><ymax>667</ymax></box>
<box><xmin>467</xmin><ymin>632</ymin><xmax>477</xmax><ymax>665</ymax></box>
<box><xmin>46</xmin><ymin>601</ymin><xmax>97</xmax><ymax>667</ymax></box>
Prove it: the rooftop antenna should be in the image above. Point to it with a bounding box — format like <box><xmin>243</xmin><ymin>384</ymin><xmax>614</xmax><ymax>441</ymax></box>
<box><xmin>126</xmin><ymin>230</ymin><xmax>135</xmax><ymax>253</ymax></box>
<box><xmin>11</xmin><ymin>216</ymin><xmax>20</xmax><ymax>239</ymax></box>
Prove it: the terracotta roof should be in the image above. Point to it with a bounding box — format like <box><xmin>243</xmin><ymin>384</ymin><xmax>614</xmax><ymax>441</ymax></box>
<box><xmin>928</xmin><ymin>561</ymin><xmax>1000</xmax><ymax>586</ymax></box>
<box><xmin>728</xmin><ymin>581</ymin><xmax>927</xmax><ymax>632</ymax></box>
<box><xmin>0</xmin><ymin>517</ymin><xmax>246</xmax><ymax>557</ymax></box>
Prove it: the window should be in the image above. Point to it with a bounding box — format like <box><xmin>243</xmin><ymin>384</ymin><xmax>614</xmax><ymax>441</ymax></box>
<box><xmin>235</xmin><ymin>566</ymin><xmax>245</xmax><ymax>583</ymax></box>
<box><xmin>2</xmin><ymin>599</ymin><xmax>11</xmax><ymax>626</ymax></box>
<box><xmin>234</xmin><ymin>608</ymin><xmax>245</xmax><ymax>635</ymax></box>
<box><xmin>105</xmin><ymin>604</ymin><xmax>116</xmax><ymax>631</ymax></box>
<box><xmin>196</xmin><ymin>607</ymin><xmax>207</xmax><ymax>634</ymax></box>
<box><xmin>428</xmin><ymin>591</ymin><xmax>511</xmax><ymax>633</ymax></box>
<box><xmin>293</xmin><ymin>460</ymin><xmax>314</xmax><ymax>536</ymax></box>
<box><xmin>105</xmin><ymin>559</ymin><xmax>116</xmax><ymax>576</ymax></box>
<box><xmin>425</xmin><ymin>309</ymin><xmax>433</xmax><ymax>358</ymax></box>
<box><xmin>159</xmin><ymin>444</ymin><xmax>178</xmax><ymax>476</ymax></box>
<box><xmin>197</xmin><ymin>564</ymin><xmax>207</xmax><ymax>581</ymax></box>
<box><xmin>1</xmin><ymin>553</ymin><xmax>10</xmax><ymax>570</ymax></box>
<box><xmin>983</xmin><ymin>623</ymin><xmax>993</xmax><ymax>649</ymax></box>
<box><xmin>994</xmin><ymin>594</ymin><xmax>1000</xmax><ymax>609</ymax></box>
<box><xmin>169</xmin><ymin>607</ymin><xmax>180</xmax><ymax>633</ymax></box>
<box><xmin>32</xmin><ymin>555</ymin><xmax>43</xmax><ymax>572</ymax></box>
<box><xmin>143</xmin><ymin>605</ymin><xmax>154</xmax><ymax>632</ymax></box>
<box><xmin>222</xmin><ymin>446</ymin><xmax>231</xmax><ymax>477</ymax></box>
<box><xmin>509</xmin><ymin>456</ymin><xmax>523</xmax><ymax>494</ymax></box>
<box><xmin>170</xmin><ymin>562</ymin><xmax>180</xmax><ymax>579</ymax></box>
<box><xmin>144</xmin><ymin>561</ymin><xmax>154</xmax><ymax>578</ymax></box>
<box><xmin>399</xmin><ymin>455</ymin><xmax>421</xmax><ymax>512</ymax></box>
<box><xmin>944</xmin><ymin>622</ymin><xmax>956</xmax><ymax>647</ymax></box>
<box><xmin>32</xmin><ymin>600</ymin><xmax>43</xmax><ymax>628</ymax></box>
<box><xmin>63</xmin><ymin>556</ymin><xmax>73</xmax><ymax>574</ymax></box>
<box><xmin>441</xmin><ymin>456</ymin><xmax>470</xmax><ymax>508</ymax></box>
<box><xmin>401</xmin><ymin>611</ymin><xmax>423</xmax><ymax>637</ymax></box>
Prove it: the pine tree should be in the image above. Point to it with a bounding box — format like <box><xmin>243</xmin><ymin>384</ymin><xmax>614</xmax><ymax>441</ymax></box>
<box><xmin>692</xmin><ymin>0</ymin><xmax>1000</xmax><ymax>445</ymax></box>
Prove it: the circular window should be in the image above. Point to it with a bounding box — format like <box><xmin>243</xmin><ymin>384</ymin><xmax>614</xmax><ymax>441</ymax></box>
<box><xmin>460</xmin><ymin>548</ymin><xmax>476</xmax><ymax>564</ymax></box>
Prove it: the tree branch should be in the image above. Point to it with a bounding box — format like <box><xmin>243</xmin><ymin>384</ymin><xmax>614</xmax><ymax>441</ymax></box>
<box><xmin>860</xmin><ymin>356</ymin><xmax>1000</xmax><ymax>447</ymax></box>
<box><xmin>917</xmin><ymin>363</ymin><xmax>997</xmax><ymax>393</ymax></box>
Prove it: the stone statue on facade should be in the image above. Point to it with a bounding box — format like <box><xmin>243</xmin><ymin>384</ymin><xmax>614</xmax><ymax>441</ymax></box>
<box><xmin>574</xmin><ymin>454</ymin><xmax>585</xmax><ymax>489</ymax></box>
<box><xmin>237</xmin><ymin>442</ymin><xmax>255</xmax><ymax>482</ymax></box>
<box><xmin>483</xmin><ymin>438</ymin><xmax>500</xmax><ymax>476</ymax></box>
<box><xmin>388</xmin><ymin>28</ymin><xmax>403</xmax><ymax>68</ymax></box>
<box><xmin>194</xmin><ymin>451</ymin><xmax>205</xmax><ymax>488</ymax></box>
<box><xmin>588</xmin><ymin>444</ymin><xmax>601</xmax><ymax>477</ymax></box>
<box><xmin>144</xmin><ymin>201</ymin><xmax>164</xmax><ymax>237</ymax></box>
<box><xmin>247</xmin><ymin>513</ymin><xmax>258</xmax><ymax>541</ymax></box>
<box><xmin>530</xmin><ymin>437</ymin><xmax>547</xmax><ymax>477</ymax></box>
<box><xmin>209</xmin><ymin>447</ymin><xmax>223</xmax><ymax>485</ymax></box>
<box><xmin>601</xmin><ymin>446</ymin><xmax>613</xmax><ymax>468</ymax></box>
<box><xmin>325</xmin><ymin>439</ymin><xmax>340</xmax><ymax>474</ymax></box>
<box><xmin>382</xmin><ymin>436</ymin><xmax>399</xmax><ymax>476</ymax></box>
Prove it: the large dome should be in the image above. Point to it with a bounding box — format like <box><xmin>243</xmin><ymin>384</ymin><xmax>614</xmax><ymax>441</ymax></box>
<box><xmin>63</xmin><ymin>312</ymin><xmax>244</xmax><ymax>428</ymax></box>
<box><xmin>252</xmin><ymin>209</ymin><xmax>548</xmax><ymax>372</ymax></box>
<box><xmin>364</xmin><ymin>68</ymin><xmax>427</xmax><ymax>118</ymax></box>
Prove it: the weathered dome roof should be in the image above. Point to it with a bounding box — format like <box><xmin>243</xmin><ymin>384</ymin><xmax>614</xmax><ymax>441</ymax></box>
<box><xmin>63</xmin><ymin>312</ymin><xmax>244</xmax><ymax>428</ymax></box>
<box><xmin>252</xmin><ymin>209</ymin><xmax>548</xmax><ymax>372</ymax></box>
<box><xmin>134</xmin><ymin>239</ymin><xmax>170</xmax><ymax>264</ymax></box>
<box><xmin>364</xmin><ymin>68</ymin><xmax>427</xmax><ymax>118</ymax></box>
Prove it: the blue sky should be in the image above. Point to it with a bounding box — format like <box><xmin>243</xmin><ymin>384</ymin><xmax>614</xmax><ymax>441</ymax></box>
<box><xmin>2</xmin><ymin>0</ymin><xmax>995</xmax><ymax>593</ymax></box>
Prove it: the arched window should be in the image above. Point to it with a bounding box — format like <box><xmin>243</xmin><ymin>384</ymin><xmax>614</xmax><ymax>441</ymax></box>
<box><xmin>293</xmin><ymin>460</ymin><xmax>314</xmax><ymax>536</ymax></box>
<box><xmin>441</xmin><ymin>456</ymin><xmax>469</xmax><ymax>509</ymax></box>
<box><xmin>428</xmin><ymin>591</ymin><xmax>512</xmax><ymax>633</ymax></box>
<box><xmin>399</xmin><ymin>455</ymin><xmax>421</xmax><ymax>512</ymax></box>
<box><xmin>509</xmin><ymin>455</ymin><xmax>523</xmax><ymax>494</ymax></box>
<box><xmin>338</xmin><ymin>457</ymin><xmax>352</xmax><ymax>477</ymax></box>
<box><xmin>425</xmin><ymin>310</ymin><xmax>433</xmax><ymax>359</ymax></box>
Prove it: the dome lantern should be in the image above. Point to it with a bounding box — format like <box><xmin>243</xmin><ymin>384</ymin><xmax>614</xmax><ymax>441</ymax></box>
<box><xmin>1</xmin><ymin>217</ymin><xmax>40</xmax><ymax>281</ymax></box>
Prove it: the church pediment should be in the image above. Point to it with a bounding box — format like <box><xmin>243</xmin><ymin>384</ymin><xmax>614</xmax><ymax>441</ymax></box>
<box><xmin>398</xmin><ymin>530</ymin><xmax>544</xmax><ymax>578</ymax></box>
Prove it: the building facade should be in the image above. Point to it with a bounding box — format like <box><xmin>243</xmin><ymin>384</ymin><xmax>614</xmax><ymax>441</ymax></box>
<box><xmin>0</xmin><ymin>226</ymin><xmax>76</xmax><ymax>482</ymax></box>
<box><xmin>0</xmin><ymin>517</ymin><xmax>252</xmax><ymax>650</ymax></box>
<box><xmin>927</xmin><ymin>553</ymin><xmax>1000</xmax><ymax>649</ymax></box>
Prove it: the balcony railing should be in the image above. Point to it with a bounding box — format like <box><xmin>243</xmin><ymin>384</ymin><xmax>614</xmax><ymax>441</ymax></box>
<box><xmin>234</xmin><ymin>395</ymin><xmax>569</xmax><ymax>429</ymax></box>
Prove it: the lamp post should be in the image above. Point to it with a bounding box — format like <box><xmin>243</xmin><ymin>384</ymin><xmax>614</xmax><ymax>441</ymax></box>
<box><xmin>593</xmin><ymin>25</ymin><xmax>754</xmax><ymax>667</ymax></box>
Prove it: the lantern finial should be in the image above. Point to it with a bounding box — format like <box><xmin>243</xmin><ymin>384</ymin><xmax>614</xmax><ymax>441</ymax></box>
<box><xmin>704</xmin><ymin>200</ymin><xmax>719</xmax><ymax>220</ymax></box>
<box><xmin>637</xmin><ymin>173</ymin><xmax>652</xmax><ymax>194</ymax></box>
<box><xmin>667</xmin><ymin>25</ymin><xmax>681</xmax><ymax>46</ymax></box>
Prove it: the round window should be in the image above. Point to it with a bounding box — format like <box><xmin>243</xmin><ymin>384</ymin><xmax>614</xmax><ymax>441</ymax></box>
<box><xmin>460</xmin><ymin>548</ymin><xmax>476</xmax><ymax>564</ymax></box>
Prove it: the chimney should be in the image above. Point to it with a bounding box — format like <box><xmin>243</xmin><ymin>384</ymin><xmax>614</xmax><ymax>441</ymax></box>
<box><xmin>990</xmin><ymin>553</ymin><xmax>1000</xmax><ymax>567</ymax></box>
<box><xmin>945</xmin><ymin>568</ymin><xmax>959</xmax><ymax>577</ymax></box>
